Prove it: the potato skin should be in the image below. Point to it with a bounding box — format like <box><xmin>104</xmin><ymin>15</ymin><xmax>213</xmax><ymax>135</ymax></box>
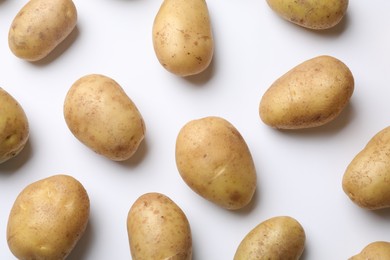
<box><xmin>349</xmin><ymin>241</ymin><xmax>390</xmax><ymax>260</ymax></box>
<box><xmin>266</xmin><ymin>0</ymin><xmax>349</xmax><ymax>30</ymax></box>
<box><xmin>175</xmin><ymin>116</ymin><xmax>257</xmax><ymax>210</ymax></box>
<box><xmin>0</xmin><ymin>88</ymin><xmax>29</xmax><ymax>164</ymax></box>
<box><xmin>7</xmin><ymin>174</ymin><xmax>90</xmax><ymax>260</ymax></box>
<box><xmin>259</xmin><ymin>55</ymin><xmax>354</xmax><ymax>129</ymax></box>
<box><xmin>234</xmin><ymin>216</ymin><xmax>306</xmax><ymax>260</ymax></box>
<box><xmin>127</xmin><ymin>192</ymin><xmax>192</xmax><ymax>260</ymax></box>
<box><xmin>63</xmin><ymin>74</ymin><xmax>145</xmax><ymax>161</ymax></box>
<box><xmin>152</xmin><ymin>0</ymin><xmax>214</xmax><ymax>76</ymax></box>
<box><xmin>8</xmin><ymin>0</ymin><xmax>77</xmax><ymax>61</ymax></box>
<box><xmin>342</xmin><ymin>126</ymin><xmax>390</xmax><ymax>210</ymax></box>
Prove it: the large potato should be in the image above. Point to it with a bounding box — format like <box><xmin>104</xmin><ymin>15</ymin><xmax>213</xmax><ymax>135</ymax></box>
<box><xmin>234</xmin><ymin>216</ymin><xmax>306</xmax><ymax>260</ymax></box>
<box><xmin>342</xmin><ymin>126</ymin><xmax>390</xmax><ymax>210</ymax></box>
<box><xmin>266</xmin><ymin>0</ymin><xmax>349</xmax><ymax>30</ymax></box>
<box><xmin>7</xmin><ymin>174</ymin><xmax>90</xmax><ymax>260</ymax></box>
<box><xmin>259</xmin><ymin>55</ymin><xmax>354</xmax><ymax>129</ymax></box>
<box><xmin>63</xmin><ymin>74</ymin><xmax>145</xmax><ymax>161</ymax></box>
<box><xmin>349</xmin><ymin>241</ymin><xmax>390</xmax><ymax>260</ymax></box>
<box><xmin>175</xmin><ymin>116</ymin><xmax>257</xmax><ymax>210</ymax></box>
<box><xmin>0</xmin><ymin>88</ymin><xmax>29</xmax><ymax>164</ymax></box>
<box><xmin>8</xmin><ymin>0</ymin><xmax>77</xmax><ymax>61</ymax></box>
<box><xmin>127</xmin><ymin>192</ymin><xmax>192</xmax><ymax>260</ymax></box>
<box><xmin>152</xmin><ymin>0</ymin><xmax>214</xmax><ymax>77</ymax></box>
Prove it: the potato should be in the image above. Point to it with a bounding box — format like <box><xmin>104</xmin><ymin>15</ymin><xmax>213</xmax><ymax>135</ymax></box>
<box><xmin>175</xmin><ymin>116</ymin><xmax>257</xmax><ymax>210</ymax></box>
<box><xmin>259</xmin><ymin>55</ymin><xmax>354</xmax><ymax>129</ymax></box>
<box><xmin>234</xmin><ymin>216</ymin><xmax>306</xmax><ymax>260</ymax></box>
<box><xmin>127</xmin><ymin>192</ymin><xmax>192</xmax><ymax>260</ymax></box>
<box><xmin>266</xmin><ymin>0</ymin><xmax>349</xmax><ymax>30</ymax></box>
<box><xmin>349</xmin><ymin>241</ymin><xmax>390</xmax><ymax>260</ymax></box>
<box><xmin>342</xmin><ymin>126</ymin><xmax>390</xmax><ymax>210</ymax></box>
<box><xmin>0</xmin><ymin>88</ymin><xmax>29</xmax><ymax>164</ymax></box>
<box><xmin>152</xmin><ymin>0</ymin><xmax>214</xmax><ymax>77</ymax></box>
<box><xmin>8</xmin><ymin>0</ymin><xmax>77</xmax><ymax>61</ymax></box>
<box><xmin>7</xmin><ymin>174</ymin><xmax>90</xmax><ymax>260</ymax></box>
<box><xmin>63</xmin><ymin>74</ymin><xmax>145</xmax><ymax>161</ymax></box>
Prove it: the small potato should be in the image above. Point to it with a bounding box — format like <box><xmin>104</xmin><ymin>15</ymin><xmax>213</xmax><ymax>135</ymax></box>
<box><xmin>266</xmin><ymin>0</ymin><xmax>349</xmax><ymax>30</ymax></box>
<box><xmin>127</xmin><ymin>192</ymin><xmax>192</xmax><ymax>260</ymax></box>
<box><xmin>64</xmin><ymin>74</ymin><xmax>145</xmax><ymax>161</ymax></box>
<box><xmin>342</xmin><ymin>126</ymin><xmax>390</xmax><ymax>210</ymax></box>
<box><xmin>8</xmin><ymin>0</ymin><xmax>77</xmax><ymax>61</ymax></box>
<box><xmin>7</xmin><ymin>174</ymin><xmax>90</xmax><ymax>260</ymax></box>
<box><xmin>0</xmin><ymin>88</ymin><xmax>29</xmax><ymax>164</ymax></box>
<box><xmin>349</xmin><ymin>241</ymin><xmax>390</xmax><ymax>260</ymax></box>
<box><xmin>152</xmin><ymin>0</ymin><xmax>214</xmax><ymax>76</ymax></box>
<box><xmin>234</xmin><ymin>216</ymin><xmax>306</xmax><ymax>260</ymax></box>
<box><xmin>259</xmin><ymin>55</ymin><xmax>354</xmax><ymax>129</ymax></box>
<box><xmin>175</xmin><ymin>116</ymin><xmax>257</xmax><ymax>210</ymax></box>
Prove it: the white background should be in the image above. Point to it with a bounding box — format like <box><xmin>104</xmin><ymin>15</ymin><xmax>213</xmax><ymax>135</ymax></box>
<box><xmin>1</xmin><ymin>0</ymin><xmax>390</xmax><ymax>259</ymax></box>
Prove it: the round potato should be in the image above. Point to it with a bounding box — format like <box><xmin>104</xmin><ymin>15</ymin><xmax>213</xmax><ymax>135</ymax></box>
<box><xmin>63</xmin><ymin>74</ymin><xmax>146</xmax><ymax>161</ymax></box>
<box><xmin>0</xmin><ymin>88</ymin><xmax>29</xmax><ymax>164</ymax></box>
<box><xmin>127</xmin><ymin>192</ymin><xmax>192</xmax><ymax>260</ymax></box>
<box><xmin>234</xmin><ymin>216</ymin><xmax>306</xmax><ymax>260</ymax></box>
<box><xmin>349</xmin><ymin>241</ymin><xmax>390</xmax><ymax>260</ymax></box>
<box><xmin>8</xmin><ymin>0</ymin><xmax>77</xmax><ymax>61</ymax></box>
<box><xmin>152</xmin><ymin>0</ymin><xmax>214</xmax><ymax>76</ymax></box>
<box><xmin>259</xmin><ymin>55</ymin><xmax>354</xmax><ymax>129</ymax></box>
<box><xmin>175</xmin><ymin>116</ymin><xmax>257</xmax><ymax>210</ymax></box>
<box><xmin>7</xmin><ymin>174</ymin><xmax>90</xmax><ymax>260</ymax></box>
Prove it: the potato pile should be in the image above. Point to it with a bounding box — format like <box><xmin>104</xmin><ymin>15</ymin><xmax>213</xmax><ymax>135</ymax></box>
<box><xmin>1</xmin><ymin>0</ymin><xmax>389</xmax><ymax>259</ymax></box>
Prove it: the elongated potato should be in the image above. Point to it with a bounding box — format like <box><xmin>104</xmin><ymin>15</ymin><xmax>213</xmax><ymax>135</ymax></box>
<box><xmin>349</xmin><ymin>241</ymin><xmax>390</xmax><ymax>260</ymax></box>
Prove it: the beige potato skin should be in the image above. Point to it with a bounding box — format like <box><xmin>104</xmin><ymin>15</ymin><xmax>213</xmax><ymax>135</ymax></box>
<box><xmin>259</xmin><ymin>55</ymin><xmax>354</xmax><ymax>129</ymax></box>
<box><xmin>8</xmin><ymin>0</ymin><xmax>77</xmax><ymax>61</ymax></box>
<box><xmin>266</xmin><ymin>0</ymin><xmax>349</xmax><ymax>30</ymax></box>
<box><xmin>349</xmin><ymin>241</ymin><xmax>390</xmax><ymax>260</ymax></box>
<box><xmin>127</xmin><ymin>192</ymin><xmax>192</xmax><ymax>260</ymax></box>
<box><xmin>64</xmin><ymin>74</ymin><xmax>145</xmax><ymax>161</ymax></box>
<box><xmin>342</xmin><ymin>126</ymin><xmax>390</xmax><ymax>210</ymax></box>
<box><xmin>152</xmin><ymin>0</ymin><xmax>214</xmax><ymax>76</ymax></box>
<box><xmin>7</xmin><ymin>174</ymin><xmax>90</xmax><ymax>260</ymax></box>
<box><xmin>0</xmin><ymin>88</ymin><xmax>29</xmax><ymax>164</ymax></box>
<box><xmin>175</xmin><ymin>116</ymin><xmax>257</xmax><ymax>210</ymax></box>
<box><xmin>234</xmin><ymin>216</ymin><xmax>306</xmax><ymax>260</ymax></box>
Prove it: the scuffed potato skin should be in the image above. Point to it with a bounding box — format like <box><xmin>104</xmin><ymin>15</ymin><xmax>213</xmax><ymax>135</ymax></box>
<box><xmin>349</xmin><ymin>241</ymin><xmax>390</xmax><ymax>260</ymax></box>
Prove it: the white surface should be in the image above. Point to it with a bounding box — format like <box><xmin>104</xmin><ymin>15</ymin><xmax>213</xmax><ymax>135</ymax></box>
<box><xmin>1</xmin><ymin>0</ymin><xmax>390</xmax><ymax>259</ymax></box>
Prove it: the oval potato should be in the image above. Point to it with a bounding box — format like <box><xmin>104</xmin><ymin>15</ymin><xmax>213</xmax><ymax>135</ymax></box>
<box><xmin>349</xmin><ymin>241</ymin><xmax>390</xmax><ymax>260</ymax></box>
<box><xmin>127</xmin><ymin>192</ymin><xmax>192</xmax><ymax>260</ymax></box>
<box><xmin>7</xmin><ymin>174</ymin><xmax>90</xmax><ymax>260</ymax></box>
<box><xmin>175</xmin><ymin>116</ymin><xmax>257</xmax><ymax>210</ymax></box>
<box><xmin>259</xmin><ymin>55</ymin><xmax>354</xmax><ymax>129</ymax></box>
<box><xmin>63</xmin><ymin>74</ymin><xmax>146</xmax><ymax>161</ymax></box>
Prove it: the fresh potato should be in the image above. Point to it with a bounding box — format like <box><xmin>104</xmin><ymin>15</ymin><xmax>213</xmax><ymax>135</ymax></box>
<box><xmin>63</xmin><ymin>74</ymin><xmax>145</xmax><ymax>161</ymax></box>
<box><xmin>8</xmin><ymin>0</ymin><xmax>77</xmax><ymax>61</ymax></box>
<box><xmin>266</xmin><ymin>0</ymin><xmax>349</xmax><ymax>30</ymax></box>
<box><xmin>127</xmin><ymin>192</ymin><xmax>192</xmax><ymax>260</ymax></box>
<box><xmin>152</xmin><ymin>0</ymin><xmax>214</xmax><ymax>76</ymax></box>
<box><xmin>234</xmin><ymin>216</ymin><xmax>306</xmax><ymax>260</ymax></box>
<box><xmin>342</xmin><ymin>126</ymin><xmax>390</xmax><ymax>210</ymax></box>
<box><xmin>0</xmin><ymin>88</ymin><xmax>29</xmax><ymax>164</ymax></box>
<box><xmin>349</xmin><ymin>241</ymin><xmax>390</xmax><ymax>260</ymax></box>
<box><xmin>175</xmin><ymin>116</ymin><xmax>257</xmax><ymax>210</ymax></box>
<box><xmin>7</xmin><ymin>174</ymin><xmax>90</xmax><ymax>260</ymax></box>
<box><xmin>259</xmin><ymin>55</ymin><xmax>354</xmax><ymax>129</ymax></box>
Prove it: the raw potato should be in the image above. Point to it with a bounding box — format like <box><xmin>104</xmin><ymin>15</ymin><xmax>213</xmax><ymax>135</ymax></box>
<box><xmin>266</xmin><ymin>0</ymin><xmax>349</xmax><ymax>30</ymax></box>
<box><xmin>259</xmin><ymin>55</ymin><xmax>354</xmax><ymax>129</ymax></box>
<box><xmin>0</xmin><ymin>88</ymin><xmax>29</xmax><ymax>164</ymax></box>
<box><xmin>7</xmin><ymin>174</ymin><xmax>90</xmax><ymax>260</ymax></box>
<box><xmin>127</xmin><ymin>192</ymin><xmax>192</xmax><ymax>260</ymax></box>
<box><xmin>64</xmin><ymin>74</ymin><xmax>145</xmax><ymax>161</ymax></box>
<box><xmin>152</xmin><ymin>0</ymin><xmax>214</xmax><ymax>76</ymax></box>
<box><xmin>349</xmin><ymin>241</ymin><xmax>390</xmax><ymax>260</ymax></box>
<box><xmin>175</xmin><ymin>116</ymin><xmax>257</xmax><ymax>210</ymax></box>
<box><xmin>234</xmin><ymin>216</ymin><xmax>305</xmax><ymax>260</ymax></box>
<box><xmin>342</xmin><ymin>126</ymin><xmax>390</xmax><ymax>210</ymax></box>
<box><xmin>8</xmin><ymin>0</ymin><xmax>77</xmax><ymax>61</ymax></box>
